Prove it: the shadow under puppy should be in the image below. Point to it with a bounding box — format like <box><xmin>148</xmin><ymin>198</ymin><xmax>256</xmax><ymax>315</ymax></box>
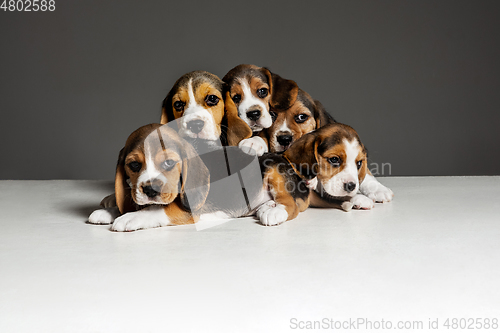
<box><xmin>88</xmin><ymin>123</ymin><xmax>310</xmax><ymax>231</ymax></box>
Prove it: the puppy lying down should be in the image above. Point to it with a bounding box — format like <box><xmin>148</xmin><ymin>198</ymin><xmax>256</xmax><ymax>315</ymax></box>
<box><xmin>88</xmin><ymin>122</ymin><xmax>390</xmax><ymax>231</ymax></box>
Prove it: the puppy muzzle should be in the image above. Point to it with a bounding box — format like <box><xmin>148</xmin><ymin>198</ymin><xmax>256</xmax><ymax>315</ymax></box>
<box><xmin>240</xmin><ymin>104</ymin><xmax>272</xmax><ymax>130</ymax></box>
<box><xmin>274</xmin><ymin>131</ymin><xmax>294</xmax><ymax>152</ymax></box>
<box><xmin>135</xmin><ymin>179</ymin><xmax>171</xmax><ymax>205</ymax></box>
<box><xmin>321</xmin><ymin>176</ymin><xmax>359</xmax><ymax>198</ymax></box>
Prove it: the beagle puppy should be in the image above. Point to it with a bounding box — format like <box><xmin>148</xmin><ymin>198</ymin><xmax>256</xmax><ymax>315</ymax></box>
<box><xmin>261</xmin><ymin>78</ymin><xmax>394</xmax><ymax>204</ymax></box>
<box><xmin>160</xmin><ymin>70</ymin><xmax>223</xmax><ymax>142</ymax></box>
<box><xmin>265</xmin><ymin>88</ymin><xmax>335</xmax><ymax>153</ymax></box>
<box><xmin>281</xmin><ymin>122</ymin><xmax>376</xmax><ymax>210</ymax></box>
<box><xmin>88</xmin><ymin>123</ymin><xmax>309</xmax><ymax>230</ymax></box>
<box><xmin>88</xmin><ymin>124</ymin><xmax>208</xmax><ymax>230</ymax></box>
<box><xmin>222</xmin><ymin>64</ymin><xmax>300</xmax><ymax>154</ymax></box>
<box><xmin>160</xmin><ymin>70</ymin><xmax>250</xmax><ymax>147</ymax></box>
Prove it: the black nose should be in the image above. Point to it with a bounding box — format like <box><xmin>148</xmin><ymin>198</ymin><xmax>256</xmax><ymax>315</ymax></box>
<box><xmin>142</xmin><ymin>185</ymin><xmax>160</xmax><ymax>198</ymax></box>
<box><xmin>187</xmin><ymin>119</ymin><xmax>205</xmax><ymax>134</ymax></box>
<box><xmin>344</xmin><ymin>182</ymin><xmax>356</xmax><ymax>193</ymax></box>
<box><xmin>246</xmin><ymin>110</ymin><xmax>261</xmax><ymax>121</ymax></box>
<box><xmin>277</xmin><ymin>134</ymin><xmax>293</xmax><ymax>147</ymax></box>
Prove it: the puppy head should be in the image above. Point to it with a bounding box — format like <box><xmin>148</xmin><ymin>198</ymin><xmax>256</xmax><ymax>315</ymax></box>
<box><xmin>223</xmin><ymin>65</ymin><xmax>298</xmax><ymax>132</ymax></box>
<box><xmin>161</xmin><ymin>71</ymin><xmax>224</xmax><ymax>141</ymax></box>
<box><xmin>268</xmin><ymin>89</ymin><xmax>334</xmax><ymax>153</ymax></box>
<box><xmin>283</xmin><ymin>123</ymin><xmax>368</xmax><ymax>198</ymax></box>
<box><xmin>115</xmin><ymin>124</ymin><xmax>210</xmax><ymax>214</ymax></box>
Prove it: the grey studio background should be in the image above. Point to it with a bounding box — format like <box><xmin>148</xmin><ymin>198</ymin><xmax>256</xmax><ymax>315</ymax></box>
<box><xmin>1</xmin><ymin>0</ymin><xmax>499</xmax><ymax>180</ymax></box>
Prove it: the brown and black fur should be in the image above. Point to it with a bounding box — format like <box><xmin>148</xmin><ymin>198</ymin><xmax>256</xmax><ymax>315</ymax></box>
<box><xmin>160</xmin><ymin>71</ymin><xmax>224</xmax><ymax>125</ymax></box>
<box><xmin>261</xmin><ymin>87</ymin><xmax>336</xmax><ymax>153</ymax></box>
<box><xmin>223</xmin><ymin>64</ymin><xmax>299</xmax><ymax>113</ymax></box>
<box><xmin>114</xmin><ymin>124</ymin><xmax>211</xmax><ymax>225</ymax></box>
<box><xmin>113</xmin><ymin>124</ymin><xmax>276</xmax><ymax>223</ymax></box>
<box><xmin>222</xmin><ymin>64</ymin><xmax>300</xmax><ymax>146</ymax></box>
<box><xmin>159</xmin><ymin>70</ymin><xmax>250</xmax><ymax>147</ymax></box>
<box><xmin>259</xmin><ymin>153</ymin><xmax>311</xmax><ymax>220</ymax></box>
<box><xmin>283</xmin><ymin>123</ymin><xmax>369</xmax><ymax>209</ymax></box>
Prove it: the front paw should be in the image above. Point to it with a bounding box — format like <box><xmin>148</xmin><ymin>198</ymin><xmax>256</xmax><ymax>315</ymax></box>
<box><xmin>256</xmin><ymin>201</ymin><xmax>288</xmax><ymax>226</ymax></box>
<box><xmin>364</xmin><ymin>184</ymin><xmax>393</xmax><ymax>203</ymax></box>
<box><xmin>88</xmin><ymin>207</ymin><xmax>119</xmax><ymax>225</ymax></box>
<box><xmin>350</xmin><ymin>194</ymin><xmax>374</xmax><ymax>210</ymax></box>
<box><xmin>341</xmin><ymin>201</ymin><xmax>354</xmax><ymax>212</ymax></box>
<box><xmin>111</xmin><ymin>213</ymin><xmax>153</xmax><ymax>232</ymax></box>
<box><xmin>238</xmin><ymin>137</ymin><xmax>268</xmax><ymax>156</ymax></box>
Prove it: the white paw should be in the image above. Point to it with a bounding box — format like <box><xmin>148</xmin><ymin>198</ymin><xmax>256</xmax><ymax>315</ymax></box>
<box><xmin>360</xmin><ymin>175</ymin><xmax>394</xmax><ymax>203</ymax></box>
<box><xmin>111</xmin><ymin>207</ymin><xmax>170</xmax><ymax>232</ymax></box>
<box><xmin>257</xmin><ymin>201</ymin><xmax>288</xmax><ymax>226</ymax></box>
<box><xmin>88</xmin><ymin>207</ymin><xmax>120</xmax><ymax>225</ymax></box>
<box><xmin>257</xmin><ymin>200</ymin><xmax>276</xmax><ymax>215</ymax></box>
<box><xmin>111</xmin><ymin>213</ymin><xmax>151</xmax><ymax>232</ymax></box>
<box><xmin>100</xmin><ymin>194</ymin><xmax>116</xmax><ymax>208</ymax></box>
<box><xmin>363</xmin><ymin>184</ymin><xmax>393</xmax><ymax>203</ymax></box>
<box><xmin>341</xmin><ymin>201</ymin><xmax>354</xmax><ymax>212</ymax></box>
<box><xmin>350</xmin><ymin>194</ymin><xmax>374</xmax><ymax>210</ymax></box>
<box><xmin>238</xmin><ymin>137</ymin><xmax>268</xmax><ymax>156</ymax></box>
<box><xmin>111</xmin><ymin>213</ymin><xmax>137</xmax><ymax>232</ymax></box>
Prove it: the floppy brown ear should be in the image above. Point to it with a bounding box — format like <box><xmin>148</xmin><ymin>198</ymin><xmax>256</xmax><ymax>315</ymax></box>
<box><xmin>283</xmin><ymin>132</ymin><xmax>319</xmax><ymax>179</ymax></box>
<box><xmin>359</xmin><ymin>159</ymin><xmax>369</xmax><ymax>184</ymax></box>
<box><xmin>179</xmin><ymin>142</ymin><xmax>210</xmax><ymax>212</ymax></box>
<box><xmin>262</xmin><ymin>67</ymin><xmax>273</xmax><ymax>93</ymax></box>
<box><xmin>160</xmin><ymin>91</ymin><xmax>175</xmax><ymax>125</ymax></box>
<box><xmin>115</xmin><ymin>148</ymin><xmax>136</xmax><ymax>214</ymax></box>
<box><xmin>358</xmin><ymin>143</ymin><xmax>369</xmax><ymax>183</ymax></box>
<box><xmin>256</xmin><ymin>130</ymin><xmax>269</xmax><ymax>147</ymax></box>
<box><xmin>224</xmin><ymin>91</ymin><xmax>252</xmax><ymax>146</ymax></box>
<box><xmin>313</xmin><ymin>100</ymin><xmax>336</xmax><ymax>129</ymax></box>
<box><xmin>268</xmin><ymin>71</ymin><xmax>299</xmax><ymax>110</ymax></box>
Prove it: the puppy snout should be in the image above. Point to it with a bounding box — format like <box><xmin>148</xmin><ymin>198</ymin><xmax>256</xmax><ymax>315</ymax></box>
<box><xmin>277</xmin><ymin>134</ymin><xmax>293</xmax><ymax>147</ymax></box>
<box><xmin>187</xmin><ymin>119</ymin><xmax>205</xmax><ymax>134</ymax></box>
<box><xmin>142</xmin><ymin>182</ymin><xmax>163</xmax><ymax>198</ymax></box>
<box><xmin>344</xmin><ymin>182</ymin><xmax>357</xmax><ymax>193</ymax></box>
<box><xmin>246</xmin><ymin>109</ymin><xmax>261</xmax><ymax>121</ymax></box>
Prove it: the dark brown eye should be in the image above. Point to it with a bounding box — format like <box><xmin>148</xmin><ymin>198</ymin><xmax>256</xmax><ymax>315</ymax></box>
<box><xmin>173</xmin><ymin>101</ymin><xmax>185</xmax><ymax>112</ymax></box>
<box><xmin>257</xmin><ymin>88</ymin><xmax>268</xmax><ymax>98</ymax></box>
<box><xmin>328</xmin><ymin>157</ymin><xmax>341</xmax><ymax>167</ymax></box>
<box><xmin>270</xmin><ymin>111</ymin><xmax>277</xmax><ymax>122</ymax></box>
<box><xmin>232</xmin><ymin>94</ymin><xmax>241</xmax><ymax>104</ymax></box>
<box><xmin>294</xmin><ymin>114</ymin><xmax>309</xmax><ymax>123</ymax></box>
<box><xmin>127</xmin><ymin>161</ymin><xmax>142</xmax><ymax>172</ymax></box>
<box><xmin>206</xmin><ymin>95</ymin><xmax>219</xmax><ymax>106</ymax></box>
<box><xmin>161</xmin><ymin>159</ymin><xmax>177</xmax><ymax>171</ymax></box>
<box><xmin>357</xmin><ymin>160</ymin><xmax>363</xmax><ymax>170</ymax></box>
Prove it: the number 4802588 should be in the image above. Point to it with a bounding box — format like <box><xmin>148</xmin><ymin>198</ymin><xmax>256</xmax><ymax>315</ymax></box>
<box><xmin>1</xmin><ymin>0</ymin><xmax>55</xmax><ymax>11</ymax></box>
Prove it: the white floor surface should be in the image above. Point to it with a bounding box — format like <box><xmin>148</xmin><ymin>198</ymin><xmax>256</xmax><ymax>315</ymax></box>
<box><xmin>0</xmin><ymin>177</ymin><xmax>499</xmax><ymax>332</ymax></box>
